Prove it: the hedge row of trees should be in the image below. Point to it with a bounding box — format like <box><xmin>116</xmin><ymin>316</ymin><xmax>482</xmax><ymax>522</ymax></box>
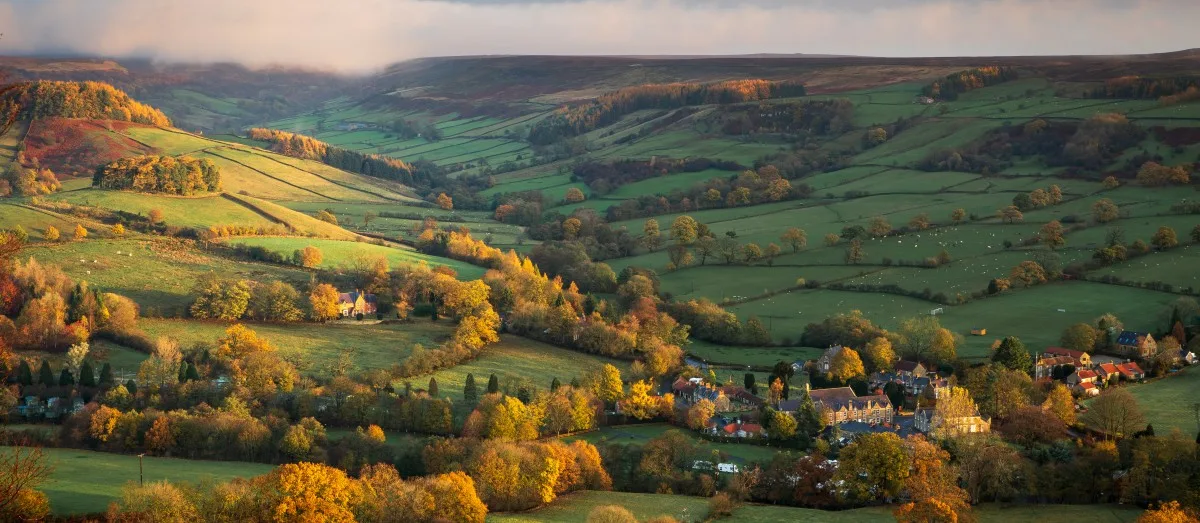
<box><xmin>529</xmin><ymin>79</ymin><xmax>807</xmax><ymax>144</ymax></box>
<box><xmin>571</xmin><ymin>157</ymin><xmax>744</xmax><ymax>196</ymax></box>
<box><xmin>0</xmin><ymin>81</ymin><xmax>171</xmax><ymax>126</ymax></box>
<box><xmin>1088</xmin><ymin>75</ymin><xmax>1200</xmax><ymax>100</ymax></box>
<box><xmin>921</xmin><ymin>66</ymin><xmax>1019</xmax><ymax>101</ymax></box>
<box><xmin>246</xmin><ymin>128</ymin><xmax>433</xmax><ymax>187</ymax></box>
<box><xmin>93</xmin><ymin>155</ymin><xmax>221</xmax><ymax>195</ymax></box>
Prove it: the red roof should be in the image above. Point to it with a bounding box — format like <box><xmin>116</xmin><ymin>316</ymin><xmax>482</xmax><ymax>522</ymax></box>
<box><xmin>1045</xmin><ymin>347</ymin><xmax>1087</xmax><ymax>359</ymax></box>
<box><xmin>1079</xmin><ymin>382</ymin><xmax>1097</xmax><ymax>390</ymax></box>
<box><xmin>723</xmin><ymin>423</ymin><xmax>738</xmax><ymax>434</ymax></box>
<box><xmin>740</xmin><ymin>423</ymin><xmax>763</xmax><ymax>433</ymax></box>
<box><xmin>1116</xmin><ymin>362</ymin><xmax>1144</xmax><ymax>377</ymax></box>
<box><xmin>1076</xmin><ymin>369</ymin><xmax>1098</xmax><ymax>380</ymax></box>
<box><xmin>1097</xmin><ymin>363</ymin><xmax>1119</xmax><ymax>376</ymax></box>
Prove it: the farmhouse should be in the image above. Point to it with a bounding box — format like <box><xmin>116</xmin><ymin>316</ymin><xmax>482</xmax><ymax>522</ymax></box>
<box><xmin>338</xmin><ymin>290</ymin><xmax>378</xmax><ymax>318</ymax></box>
<box><xmin>807</xmin><ymin>385</ymin><xmax>893</xmax><ymax>426</ymax></box>
<box><xmin>1035</xmin><ymin>356</ymin><xmax>1076</xmax><ymax>381</ymax></box>
<box><xmin>894</xmin><ymin>360</ymin><xmax>927</xmax><ymax>382</ymax></box>
<box><xmin>1096</xmin><ymin>362</ymin><xmax>1121</xmax><ymax>383</ymax></box>
<box><xmin>1116</xmin><ymin>331</ymin><xmax>1157</xmax><ymax>358</ymax></box>
<box><xmin>914</xmin><ymin>406</ymin><xmax>991</xmax><ymax>436</ymax></box>
<box><xmin>1043</xmin><ymin>347</ymin><xmax>1091</xmax><ymax>367</ymax></box>
<box><xmin>1067</xmin><ymin>369</ymin><xmax>1099</xmax><ymax>389</ymax></box>
<box><xmin>1114</xmin><ymin>361</ymin><xmax>1146</xmax><ymax>381</ymax></box>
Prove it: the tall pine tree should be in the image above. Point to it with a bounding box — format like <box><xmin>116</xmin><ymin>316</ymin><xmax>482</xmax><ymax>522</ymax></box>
<box><xmin>58</xmin><ymin>368</ymin><xmax>74</xmax><ymax>387</ymax></box>
<box><xmin>17</xmin><ymin>360</ymin><xmax>33</xmax><ymax>386</ymax></box>
<box><xmin>99</xmin><ymin>363</ymin><xmax>113</xmax><ymax>386</ymax></box>
<box><xmin>38</xmin><ymin>361</ymin><xmax>54</xmax><ymax>386</ymax></box>
<box><xmin>185</xmin><ymin>363</ymin><xmax>200</xmax><ymax>381</ymax></box>
<box><xmin>551</xmin><ymin>377</ymin><xmax>562</xmax><ymax>391</ymax></box>
<box><xmin>79</xmin><ymin>360</ymin><xmax>96</xmax><ymax>387</ymax></box>
<box><xmin>463</xmin><ymin>373</ymin><xmax>478</xmax><ymax>403</ymax></box>
<box><xmin>487</xmin><ymin>373</ymin><xmax>500</xmax><ymax>394</ymax></box>
<box><xmin>428</xmin><ymin>377</ymin><xmax>439</xmax><ymax>398</ymax></box>
<box><xmin>125</xmin><ymin>379</ymin><xmax>137</xmax><ymax>396</ymax></box>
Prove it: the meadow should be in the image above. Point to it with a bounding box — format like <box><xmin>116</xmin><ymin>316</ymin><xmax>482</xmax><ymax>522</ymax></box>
<box><xmin>49</xmin><ymin>190</ymin><xmax>276</xmax><ymax>230</ymax></box>
<box><xmin>413</xmin><ymin>335</ymin><xmax>633</xmax><ymax>403</ymax></box>
<box><xmin>221</xmin><ymin>236</ymin><xmax>485</xmax><ymax>279</ymax></box>
<box><xmin>561</xmin><ymin>423</ymin><xmax>781</xmax><ymax>465</ymax></box>
<box><xmin>1120</xmin><ymin>365</ymin><xmax>1200</xmax><ymax>437</ymax></box>
<box><xmin>32</xmin><ymin>447</ymin><xmax>273</xmax><ymax>515</ymax></box>
<box><xmin>488</xmin><ymin>491</ymin><xmax>1142</xmax><ymax>523</ymax></box>
<box><xmin>141</xmin><ymin>318</ymin><xmax>454</xmax><ymax>377</ymax></box>
<box><xmin>23</xmin><ymin>238</ymin><xmax>311</xmax><ymax>317</ymax></box>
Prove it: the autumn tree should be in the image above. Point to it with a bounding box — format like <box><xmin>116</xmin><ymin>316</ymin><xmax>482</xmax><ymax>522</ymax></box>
<box><xmin>898</xmin><ymin>316</ymin><xmax>958</xmax><ymax>363</ymax></box>
<box><xmin>963</xmin><ymin>365</ymin><xmax>1031</xmax><ymax>419</ymax></box>
<box><xmin>1040</xmin><ymin>220</ymin><xmax>1066</xmax><ymax>250</ymax></box>
<box><xmin>620</xmin><ymin>380</ymin><xmax>671</xmax><ymax>420</ymax></box>
<box><xmin>951</xmin><ymin>208</ymin><xmax>967</xmax><ymax>224</ymax></box>
<box><xmin>742</xmin><ymin>243</ymin><xmax>763</xmax><ymax>264</ymax></box>
<box><xmin>0</xmin><ymin>446</ymin><xmax>52</xmax><ymax>520</ymax></box>
<box><xmin>823</xmin><ymin>233</ymin><xmax>839</xmax><ymax>247</ymax></box>
<box><xmin>893</xmin><ymin>436</ymin><xmax>974</xmax><ymax>523</ymax></box>
<box><xmin>669</xmin><ymin>215</ymin><xmax>698</xmax><ymax>245</ymax></box>
<box><xmin>263</xmin><ymin>462</ymin><xmax>364</xmax><ymax>523</ymax></box>
<box><xmin>137</xmin><ymin>337</ymin><xmax>182</xmax><ymax>391</ymax></box>
<box><xmin>1060</xmin><ymin>322</ymin><xmax>1097</xmax><ymax>352</ymax></box>
<box><xmin>1138</xmin><ymin>501</ymin><xmax>1199</xmax><ymax>523</ymax></box>
<box><xmin>781</xmin><ymin>227</ymin><xmax>807</xmax><ymax>252</ymax></box>
<box><xmin>868</xmin><ymin>216</ymin><xmax>891</xmax><ymax>237</ymax></box>
<box><xmin>565</xmin><ymin>187</ymin><xmax>586</xmax><ymax>203</ymax></box>
<box><xmin>1010</xmin><ymin>260</ymin><xmax>1047</xmax><ymax>287</ymax></box>
<box><xmin>189</xmin><ymin>274</ymin><xmax>251</xmax><ymax>320</ymax></box>
<box><xmin>686</xmin><ymin>398</ymin><xmax>717</xmax><ymax>430</ymax></box>
<box><xmin>845</xmin><ymin>239</ymin><xmax>865</xmax><ymax>265</ymax></box>
<box><xmin>309</xmin><ymin>283</ymin><xmax>341</xmax><ymax>322</ymax></box>
<box><xmin>1136</xmin><ymin>161</ymin><xmax>1191</xmax><ymax>187</ymax></box>
<box><xmin>215</xmin><ymin>324</ymin><xmax>274</xmax><ymax>360</ymax></box>
<box><xmin>436</xmin><ymin>193</ymin><xmax>454</xmax><ymax>210</ymax></box>
<box><xmin>1002</xmin><ymin>406</ymin><xmax>1067</xmax><ymax>447</ymax></box>
<box><xmin>314</xmin><ymin>210</ymin><xmax>339</xmax><ymax>225</ymax></box>
<box><xmin>247</xmin><ymin>280</ymin><xmax>303</xmax><ymax>322</ymax></box>
<box><xmin>43</xmin><ymin>226</ymin><xmax>60</xmax><ymax>242</ymax></box>
<box><xmin>765</xmin><ymin>243</ymin><xmax>782</xmax><ymax>265</ymax></box>
<box><xmin>293</xmin><ymin>246</ymin><xmax>324</xmax><ymax>268</ymax></box>
<box><xmin>1042</xmin><ymin>383</ymin><xmax>1077</xmax><ymax>425</ymax></box>
<box><xmin>836</xmin><ymin>432</ymin><xmax>910</xmax><ymax>502</ymax></box>
<box><xmin>119</xmin><ymin>481</ymin><xmax>198</xmax><ymax>521</ymax></box>
<box><xmin>1152</xmin><ymin>226</ymin><xmax>1179</xmax><ymax>250</ymax></box>
<box><xmin>642</xmin><ymin>219</ymin><xmax>663</xmax><ymax>251</ymax></box>
<box><xmin>829</xmin><ymin>346</ymin><xmax>866</xmax><ymax>383</ymax></box>
<box><xmin>863</xmin><ymin>336</ymin><xmax>896</xmax><ymax>373</ymax></box>
<box><xmin>1084</xmin><ymin>388</ymin><xmax>1145</xmax><ymax>439</ymax></box>
<box><xmin>591</xmin><ymin>364</ymin><xmax>624</xmax><ymax>406</ymax></box>
<box><xmin>73</xmin><ymin>224</ymin><xmax>88</xmax><ymax>240</ymax></box>
<box><xmin>998</xmin><ymin>205</ymin><xmax>1024</xmax><ymax>223</ymax></box>
<box><xmin>1093</xmin><ymin>198</ymin><xmax>1120</xmax><ymax>223</ymax></box>
<box><xmin>909</xmin><ymin>213</ymin><xmax>931</xmax><ymax>231</ymax></box>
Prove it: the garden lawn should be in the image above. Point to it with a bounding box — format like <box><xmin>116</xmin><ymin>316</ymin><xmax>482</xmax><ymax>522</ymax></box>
<box><xmin>141</xmin><ymin>318</ymin><xmax>454</xmax><ymax>377</ymax></box>
<box><xmin>32</xmin><ymin>447</ymin><xmax>273</xmax><ymax>516</ymax></box>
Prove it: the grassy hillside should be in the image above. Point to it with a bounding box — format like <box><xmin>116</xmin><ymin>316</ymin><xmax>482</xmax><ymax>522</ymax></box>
<box><xmin>32</xmin><ymin>447</ymin><xmax>273</xmax><ymax>515</ymax></box>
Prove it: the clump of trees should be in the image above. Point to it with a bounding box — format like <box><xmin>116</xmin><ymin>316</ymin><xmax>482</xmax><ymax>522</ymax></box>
<box><xmin>0</xmin><ymin>80</ymin><xmax>171</xmax><ymax>126</ymax></box>
<box><xmin>714</xmin><ymin>99</ymin><xmax>855</xmax><ymax>137</ymax></box>
<box><xmin>247</xmin><ymin>128</ymin><xmax>431</xmax><ymax>187</ymax></box>
<box><xmin>93</xmin><ymin>155</ymin><xmax>221</xmax><ymax>194</ymax></box>
<box><xmin>1088</xmin><ymin>75</ymin><xmax>1200</xmax><ymax>100</ymax></box>
<box><xmin>921</xmin><ymin>67</ymin><xmax>1019</xmax><ymax>100</ymax></box>
<box><xmin>529</xmin><ymin>79</ymin><xmax>806</xmax><ymax>144</ymax></box>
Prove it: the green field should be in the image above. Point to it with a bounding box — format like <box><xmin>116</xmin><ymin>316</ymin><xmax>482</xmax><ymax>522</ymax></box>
<box><xmin>415</xmin><ymin>335</ymin><xmax>633</xmax><ymax>403</ymax></box>
<box><xmin>23</xmin><ymin>238</ymin><xmax>311</xmax><ymax>317</ymax></box>
<box><xmin>49</xmin><ymin>190</ymin><xmax>277</xmax><ymax>230</ymax></box>
<box><xmin>488</xmin><ymin>491</ymin><xmax>1141</xmax><ymax>523</ymax></box>
<box><xmin>1120</xmin><ymin>366</ymin><xmax>1200</xmax><ymax>437</ymax></box>
<box><xmin>561</xmin><ymin>423</ymin><xmax>780</xmax><ymax>465</ymax></box>
<box><xmin>141</xmin><ymin>318</ymin><xmax>454</xmax><ymax>377</ymax></box>
<box><xmin>30</xmin><ymin>447</ymin><xmax>273</xmax><ymax>515</ymax></box>
<box><xmin>221</xmin><ymin>236</ymin><xmax>485</xmax><ymax>279</ymax></box>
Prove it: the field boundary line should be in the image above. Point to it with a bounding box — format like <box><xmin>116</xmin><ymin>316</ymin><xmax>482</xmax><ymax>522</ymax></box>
<box><xmin>203</xmin><ymin>148</ymin><xmax>339</xmax><ymax>201</ymax></box>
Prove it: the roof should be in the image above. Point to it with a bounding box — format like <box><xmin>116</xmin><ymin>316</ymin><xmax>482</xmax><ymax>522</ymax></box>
<box><xmin>1075</xmin><ymin>369</ymin><xmax>1098</xmax><ymax>380</ymax></box>
<box><xmin>1116</xmin><ymin>362</ymin><xmax>1145</xmax><ymax>377</ymax></box>
<box><xmin>1045</xmin><ymin>347</ymin><xmax>1088</xmax><ymax>359</ymax></box>
<box><xmin>1037</xmin><ymin>356</ymin><xmax>1076</xmax><ymax>367</ymax></box>
<box><xmin>895</xmin><ymin>360</ymin><xmax>925</xmax><ymax>372</ymax></box>
<box><xmin>1078</xmin><ymin>382</ymin><xmax>1097</xmax><ymax>391</ymax></box>
<box><xmin>338</xmin><ymin>291</ymin><xmax>377</xmax><ymax>305</ymax></box>
<box><xmin>819</xmin><ymin>345</ymin><xmax>845</xmax><ymax>361</ymax></box>
<box><xmin>1097</xmin><ymin>362</ymin><xmax>1120</xmax><ymax>376</ymax></box>
<box><xmin>777</xmin><ymin>399</ymin><xmax>802</xmax><ymax>412</ymax></box>
<box><xmin>810</xmin><ymin>387</ymin><xmax>892</xmax><ymax>412</ymax></box>
<box><xmin>740</xmin><ymin>423</ymin><xmax>763</xmax><ymax>433</ymax></box>
<box><xmin>1117</xmin><ymin>331</ymin><xmax>1150</xmax><ymax>346</ymax></box>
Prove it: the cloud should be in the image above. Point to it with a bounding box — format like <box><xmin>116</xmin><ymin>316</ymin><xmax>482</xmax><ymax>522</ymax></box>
<box><xmin>0</xmin><ymin>0</ymin><xmax>1194</xmax><ymax>72</ymax></box>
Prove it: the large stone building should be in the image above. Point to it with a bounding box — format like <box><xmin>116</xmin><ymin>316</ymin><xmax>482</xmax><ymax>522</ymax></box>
<box><xmin>806</xmin><ymin>385</ymin><xmax>894</xmax><ymax>426</ymax></box>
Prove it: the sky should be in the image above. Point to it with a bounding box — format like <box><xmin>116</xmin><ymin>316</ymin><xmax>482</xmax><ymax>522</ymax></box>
<box><xmin>0</xmin><ymin>0</ymin><xmax>1196</xmax><ymax>72</ymax></box>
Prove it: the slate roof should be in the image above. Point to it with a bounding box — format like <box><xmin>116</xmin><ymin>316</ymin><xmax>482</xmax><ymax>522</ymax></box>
<box><xmin>895</xmin><ymin>361</ymin><xmax>924</xmax><ymax>373</ymax></box>
<box><xmin>1117</xmin><ymin>331</ymin><xmax>1148</xmax><ymax>346</ymax></box>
